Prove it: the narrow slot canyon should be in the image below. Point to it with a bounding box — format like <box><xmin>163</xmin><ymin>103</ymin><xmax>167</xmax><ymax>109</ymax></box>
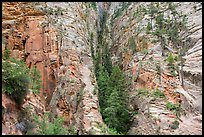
<box><xmin>2</xmin><ymin>2</ymin><xmax>202</xmax><ymax>135</ymax></box>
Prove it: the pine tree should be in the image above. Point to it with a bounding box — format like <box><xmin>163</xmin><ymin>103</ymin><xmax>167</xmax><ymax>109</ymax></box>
<box><xmin>147</xmin><ymin>2</ymin><xmax>158</xmax><ymax>29</ymax></box>
<box><xmin>103</xmin><ymin>44</ymin><xmax>112</xmax><ymax>75</ymax></box>
<box><xmin>153</xmin><ymin>12</ymin><xmax>166</xmax><ymax>56</ymax></box>
<box><xmin>90</xmin><ymin>32</ymin><xmax>95</xmax><ymax>59</ymax></box>
<box><xmin>96</xmin><ymin>65</ymin><xmax>130</xmax><ymax>133</ymax></box>
<box><xmin>97</xmin><ymin>65</ymin><xmax>110</xmax><ymax>114</ymax></box>
<box><xmin>146</xmin><ymin>21</ymin><xmax>152</xmax><ymax>34</ymax></box>
<box><xmin>104</xmin><ymin>65</ymin><xmax>130</xmax><ymax>133</ymax></box>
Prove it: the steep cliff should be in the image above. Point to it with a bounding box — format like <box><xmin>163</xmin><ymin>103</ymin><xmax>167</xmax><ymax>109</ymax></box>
<box><xmin>2</xmin><ymin>2</ymin><xmax>202</xmax><ymax>135</ymax></box>
<box><xmin>2</xmin><ymin>2</ymin><xmax>105</xmax><ymax>135</ymax></box>
<box><xmin>105</xmin><ymin>2</ymin><xmax>202</xmax><ymax>135</ymax></box>
<box><xmin>2</xmin><ymin>2</ymin><xmax>58</xmax><ymax>104</ymax></box>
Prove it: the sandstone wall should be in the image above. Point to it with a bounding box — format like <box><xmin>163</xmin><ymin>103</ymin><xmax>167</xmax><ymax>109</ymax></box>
<box><xmin>105</xmin><ymin>2</ymin><xmax>202</xmax><ymax>135</ymax></box>
<box><xmin>44</xmin><ymin>2</ymin><xmax>105</xmax><ymax>134</ymax></box>
<box><xmin>2</xmin><ymin>2</ymin><xmax>58</xmax><ymax>104</ymax></box>
<box><xmin>2</xmin><ymin>2</ymin><xmax>105</xmax><ymax>135</ymax></box>
<box><xmin>2</xmin><ymin>2</ymin><xmax>202</xmax><ymax>135</ymax></box>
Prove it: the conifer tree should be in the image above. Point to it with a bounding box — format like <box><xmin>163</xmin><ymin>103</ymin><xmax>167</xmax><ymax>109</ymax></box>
<box><xmin>102</xmin><ymin>44</ymin><xmax>112</xmax><ymax>75</ymax></box>
<box><xmin>104</xmin><ymin>65</ymin><xmax>130</xmax><ymax>133</ymax></box>
<box><xmin>154</xmin><ymin>12</ymin><xmax>166</xmax><ymax>56</ymax></box>
<box><xmin>97</xmin><ymin>65</ymin><xmax>110</xmax><ymax>114</ymax></box>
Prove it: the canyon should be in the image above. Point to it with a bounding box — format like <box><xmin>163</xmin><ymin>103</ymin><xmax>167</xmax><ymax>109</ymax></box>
<box><xmin>2</xmin><ymin>2</ymin><xmax>202</xmax><ymax>135</ymax></box>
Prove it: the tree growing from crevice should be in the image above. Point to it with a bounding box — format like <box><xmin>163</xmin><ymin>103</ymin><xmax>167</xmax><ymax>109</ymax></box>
<box><xmin>153</xmin><ymin>12</ymin><xmax>166</xmax><ymax>56</ymax></box>
<box><xmin>145</xmin><ymin>2</ymin><xmax>189</xmax><ymax>87</ymax></box>
<box><xmin>166</xmin><ymin>3</ymin><xmax>189</xmax><ymax>87</ymax></box>
<box><xmin>2</xmin><ymin>48</ymin><xmax>42</xmax><ymax>106</ymax></box>
<box><xmin>146</xmin><ymin>2</ymin><xmax>158</xmax><ymax>30</ymax></box>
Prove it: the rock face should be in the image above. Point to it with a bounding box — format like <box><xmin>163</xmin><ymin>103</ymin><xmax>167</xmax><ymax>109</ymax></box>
<box><xmin>181</xmin><ymin>2</ymin><xmax>202</xmax><ymax>114</ymax></box>
<box><xmin>2</xmin><ymin>94</ymin><xmax>22</xmax><ymax>135</ymax></box>
<box><xmin>2</xmin><ymin>2</ymin><xmax>58</xmax><ymax>105</ymax></box>
<box><xmin>2</xmin><ymin>2</ymin><xmax>202</xmax><ymax>135</ymax></box>
<box><xmin>47</xmin><ymin>2</ymin><xmax>105</xmax><ymax>134</ymax></box>
<box><xmin>105</xmin><ymin>2</ymin><xmax>202</xmax><ymax>135</ymax></box>
<box><xmin>2</xmin><ymin>2</ymin><xmax>105</xmax><ymax>135</ymax></box>
<box><xmin>2</xmin><ymin>92</ymin><xmax>46</xmax><ymax>135</ymax></box>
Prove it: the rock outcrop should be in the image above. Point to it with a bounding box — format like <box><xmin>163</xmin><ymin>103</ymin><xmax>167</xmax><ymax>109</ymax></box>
<box><xmin>2</xmin><ymin>2</ymin><xmax>105</xmax><ymax>135</ymax></box>
<box><xmin>2</xmin><ymin>2</ymin><xmax>202</xmax><ymax>135</ymax></box>
<box><xmin>105</xmin><ymin>2</ymin><xmax>202</xmax><ymax>135</ymax></box>
<box><xmin>2</xmin><ymin>2</ymin><xmax>58</xmax><ymax>104</ymax></box>
<box><xmin>47</xmin><ymin>2</ymin><xmax>105</xmax><ymax>134</ymax></box>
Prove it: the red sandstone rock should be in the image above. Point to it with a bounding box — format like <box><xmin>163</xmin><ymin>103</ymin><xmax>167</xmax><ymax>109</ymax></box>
<box><xmin>3</xmin><ymin>2</ymin><xmax>59</xmax><ymax>106</ymax></box>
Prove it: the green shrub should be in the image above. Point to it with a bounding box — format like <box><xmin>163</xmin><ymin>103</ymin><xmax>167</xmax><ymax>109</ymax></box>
<box><xmin>130</xmin><ymin>111</ymin><xmax>139</xmax><ymax>118</ymax></box>
<box><xmin>108</xmin><ymin>127</ymin><xmax>123</xmax><ymax>135</ymax></box>
<box><xmin>166</xmin><ymin>102</ymin><xmax>180</xmax><ymax>112</ymax></box>
<box><xmin>29</xmin><ymin>66</ymin><xmax>42</xmax><ymax>94</ymax></box>
<box><xmin>166</xmin><ymin>52</ymin><xmax>174</xmax><ymax>65</ymax></box>
<box><xmin>169</xmin><ymin>69</ymin><xmax>177</xmax><ymax>77</ymax></box>
<box><xmin>3</xmin><ymin>47</ymin><xmax>11</xmax><ymax>60</ymax></box>
<box><xmin>169</xmin><ymin>120</ymin><xmax>179</xmax><ymax>129</ymax></box>
<box><xmin>2</xmin><ymin>58</ymin><xmax>30</xmax><ymax>105</ymax></box>
<box><xmin>67</xmin><ymin>126</ymin><xmax>77</xmax><ymax>135</ymax></box>
<box><xmin>128</xmin><ymin>36</ymin><xmax>136</xmax><ymax>53</ymax></box>
<box><xmin>166</xmin><ymin>53</ymin><xmax>178</xmax><ymax>76</ymax></box>
<box><xmin>2</xmin><ymin>49</ymin><xmax>41</xmax><ymax>105</ymax></box>
<box><xmin>149</xmin><ymin>56</ymin><xmax>154</xmax><ymax>61</ymax></box>
<box><xmin>146</xmin><ymin>21</ymin><xmax>152</xmax><ymax>34</ymax></box>
<box><xmin>29</xmin><ymin>112</ymin><xmax>68</xmax><ymax>135</ymax></box>
<box><xmin>141</xmin><ymin>49</ymin><xmax>149</xmax><ymax>54</ymax></box>
<box><xmin>89</xmin><ymin>2</ymin><xmax>97</xmax><ymax>11</ymax></box>
<box><xmin>155</xmin><ymin>62</ymin><xmax>161</xmax><ymax>75</ymax></box>
<box><xmin>153</xmin><ymin>89</ymin><xmax>165</xmax><ymax>98</ymax></box>
<box><xmin>136</xmin><ymin>88</ymin><xmax>149</xmax><ymax>96</ymax></box>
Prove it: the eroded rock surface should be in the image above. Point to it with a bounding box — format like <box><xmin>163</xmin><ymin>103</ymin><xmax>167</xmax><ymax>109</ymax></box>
<box><xmin>47</xmin><ymin>2</ymin><xmax>105</xmax><ymax>134</ymax></box>
<box><xmin>2</xmin><ymin>2</ymin><xmax>202</xmax><ymax>135</ymax></box>
<box><xmin>106</xmin><ymin>2</ymin><xmax>202</xmax><ymax>135</ymax></box>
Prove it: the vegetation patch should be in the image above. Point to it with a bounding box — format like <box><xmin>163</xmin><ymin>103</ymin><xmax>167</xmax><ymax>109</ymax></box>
<box><xmin>153</xmin><ymin>89</ymin><xmax>165</xmax><ymax>98</ymax></box>
<box><xmin>128</xmin><ymin>36</ymin><xmax>136</xmax><ymax>53</ymax></box>
<box><xmin>27</xmin><ymin>112</ymin><xmax>73</xmax><ymax>135</ymax></box>
<box><xmin>88</xmin><ymin>2</ymin><xmax>97</xmax><ymax>11</ymax></box>
<box><xmin>136</xmin><ymin>88</ymin><xmax>149</xmax><ymax>96</ymax></box>
<box><xmin>108</xmin><ymin>128</ymin><xmax>124</xmax><ymax>135</ymax></box>
<box><xmin>97</xmin><ymin>65</ymin><xmax>131</xmax><ymax>133</ymax></box>
<box><xmin>112</xmin><ymin>2</ymin><xmax>131</xmax><ymax>20</ymax></box>
<box><xmin>169</xmin><ymin>120</ymin><xmax>179</xmax><ymax>129</ymax></box>
<box><xmin>2</xmin><ymin>48</ymin><xmax>41</xmax><ymax>105</ymax></box>
<box><xmin>130</xmin><ymin>111</ymin><xmax>139</xmax><ymax>118</ymax></box>
<box><xmin>166</xmin><ymin>52</ymin><xmax>177</xmax><ymax>76</ymax></box>
<box><xmin>166</xmin><ymin>102</ymin><xmax>180</xmax><ymax>113</ymax></box>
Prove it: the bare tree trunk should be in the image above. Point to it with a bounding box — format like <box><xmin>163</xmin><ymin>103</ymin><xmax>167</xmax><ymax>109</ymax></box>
<box><xmin>179</xmin><ymin>57</ymin><xmax>184</xmax><ymax>87</ymax></box>
<box><xmin>161</xmin><ymin>36</ymin><xmax>164</xmax><ymax>56</ymax></box>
